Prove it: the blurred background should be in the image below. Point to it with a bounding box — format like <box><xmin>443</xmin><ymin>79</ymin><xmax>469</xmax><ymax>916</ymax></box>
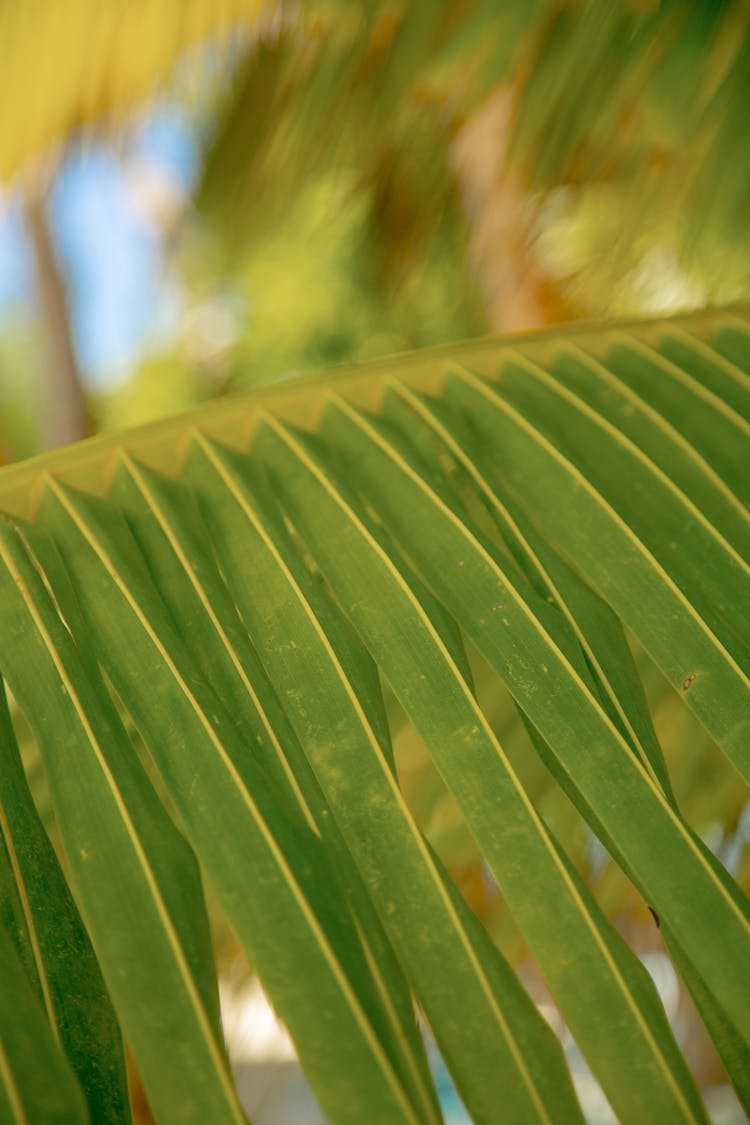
<box><xmin>2</xmin><ymin>2</ymin><xmax>750</xmax><ymax>1121</ymax></box>
<box><xmin>3</xmin><ymin>1</ymin><xmax>750</xmax><ymax>462</ymax></box>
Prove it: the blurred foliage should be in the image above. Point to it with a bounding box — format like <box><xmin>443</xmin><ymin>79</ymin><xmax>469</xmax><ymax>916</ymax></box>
<box><xmin>3</xmin><ymin>1</ymin><xmax>750</xmax><ymax>439</ymax></box>
<box><xmin>97</xmin><ymin>0</ymin><xmax>750</xmax><ymax>430</ymax></box>
<box><xmin>197</xmin><ymin>1</ymin><xmax>750</xmax><ymax>299</ymax></box>
<box><xmin>0</xmin><ymin>319</ymin><xmax>42</xmax><ymax>461</ymax></box>
<box><xmin>99</xmin><ymin>160</ymin><xmax>483</xmax><ymax>431</ymax></box>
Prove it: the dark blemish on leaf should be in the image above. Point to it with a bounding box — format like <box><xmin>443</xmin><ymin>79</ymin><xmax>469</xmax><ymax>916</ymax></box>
<box><xmin>682</xmin><ymin>672</ymin><xmax>697</xmax><ymax>692</ymax></box>
<box><xmin>647</xmin><ymin>906</ymin><xmax>660</xmax><ymax>929</ymax></box>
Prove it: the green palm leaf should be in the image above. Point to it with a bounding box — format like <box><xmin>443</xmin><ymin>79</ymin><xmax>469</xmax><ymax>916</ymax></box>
<box><xmin>0</xmin><ymin>683</ymin><xmax>130</xmax><ymax>1123</ymax></box>
<box><xmin>0</xmin><ymin>305</ymin><xmax>748</xmax><ymax>1122</ymax></box>
<box><xmin>0</xmin><ymin>518</ymin><xmax>243</xmax><ymax>1125</ymax></box>
<box><xmin>0</xmin><ymin>921</ymin><xmax>89</xmax><ymax>1124</ymax></box>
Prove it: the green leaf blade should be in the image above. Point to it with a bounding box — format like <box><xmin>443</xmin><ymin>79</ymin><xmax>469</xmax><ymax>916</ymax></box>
<box><xmin>110</xmin><ymin>452</ymin><xmax>442</xmax><ymax>1125</ymax></box>
<box><xmin>186</xmin><ymin>431</ymin><xmax>583</xmax><ymax>1125</ymax></box>
<box><xmin>0</xmin><ymin>921</ymin><xmax>89</xmax><ymax>1125</ymax></box>
<box><xmin>252</xmin><ymin>407</ymin><xmax>709</xmax><ymax>1125</ymax></box>
<box><xmin>0</xmin><ymin>682</ymin><xmax>131</xmax><ymax>1124</ymax></box>
<box><xmin>34</xmin><ymin>478</ymin><xmax>430</xmax><ymax>1125</ymax></box>
<box><xmin>442</xmin><ymin>363</ymin><xmax>750</xmax><ymax>781</ymax></box>
<box><xmin>0</xmin><ymin>517</ymin><xmax>244</xmax><ymax>1125</ymax></box>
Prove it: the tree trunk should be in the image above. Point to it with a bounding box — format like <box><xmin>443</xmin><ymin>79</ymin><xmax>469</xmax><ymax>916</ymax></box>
<box><xmin>25</xmin><ymin>181</ymin><xmax>90</xmax><ymax>449</ymax></box>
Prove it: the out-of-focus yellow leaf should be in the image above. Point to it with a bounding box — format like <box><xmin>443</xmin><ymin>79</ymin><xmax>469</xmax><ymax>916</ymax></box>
<box><xmin>0</xmin><ymin>0</ymin><xmax>267</xmax><ymax>181</ymax></box>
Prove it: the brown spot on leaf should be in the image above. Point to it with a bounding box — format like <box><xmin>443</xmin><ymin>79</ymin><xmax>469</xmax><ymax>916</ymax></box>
<box><xmin>682</xmin><ymin>672</ymin><xmax>697</xmax><ymax>692</ymax></box>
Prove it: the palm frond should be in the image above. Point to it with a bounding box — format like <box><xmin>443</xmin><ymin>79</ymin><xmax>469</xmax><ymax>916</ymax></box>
<box><xmin>0</xmin><ymin>305</ymin><xmax>748</xmax><ymax>1121</ymax></box>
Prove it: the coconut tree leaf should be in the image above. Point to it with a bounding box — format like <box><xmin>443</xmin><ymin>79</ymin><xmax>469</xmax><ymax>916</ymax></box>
<box><xmin>0</xmin><ymin>516</ymin><xmax>243</xmax><ymax>1125</ymax></box>
<box><xmin>108</xmin><ymin>453</ymin><xmax>441</xmax><ymax>1125</ymax></box>
<box><xmin>183</xmin><ymin>433</ymin><xmax>583</xmax><ymax>1125</ymax></box>
<box><xmin>33</xmin><ymin>476</ymin><xmax>437</xmax><ymax>1125</ymax></box>
<box><xmin>0</xmin><ymin>681</ymin><xmax>131</xmax><ymax>1124</ymax></box>
<box><xmin>0</xmin><ymin>305</ymin><xmax>747</xmax><ymax>1122</ymax></box>
<box><xmin>250</xmin><ymin>410</ymin><xmax>708</xmax><ymax>1124</ymax></box>
<box><xmin>439</xmin><ymin>357</ymin><xmax>750</xmax><ymax>782</ymax></box>
<box><xmin>0</xmin><ymin>919</ymin><xmax>89</xmax><ymax>1125</ymax></box>
<box><xmin>301</xmin><ymin>389</ymin><xmax>750</xmax><ymax>1046</ymax></box>
<box><xmin>377</xmin><ymin>379</ymin><xmax>676</xmax><ymax>799</ymax></box>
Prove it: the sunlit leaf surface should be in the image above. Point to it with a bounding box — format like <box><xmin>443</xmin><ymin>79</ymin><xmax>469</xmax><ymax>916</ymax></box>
<box><xmin>0</xmin><ymin>305</ymin><xmax>748</xmax><ymax>1122</ymax></box>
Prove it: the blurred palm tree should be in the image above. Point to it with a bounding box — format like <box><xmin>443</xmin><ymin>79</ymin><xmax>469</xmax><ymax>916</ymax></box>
<box><xmin>1</xmin><ymin>1</ymin><xmax>749</xmax><ymax>453</ymax></box>
<box><xmin>3</xmin><ymin>2</ymin><xmax>750</xmax><ymax>453</ymax></box>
